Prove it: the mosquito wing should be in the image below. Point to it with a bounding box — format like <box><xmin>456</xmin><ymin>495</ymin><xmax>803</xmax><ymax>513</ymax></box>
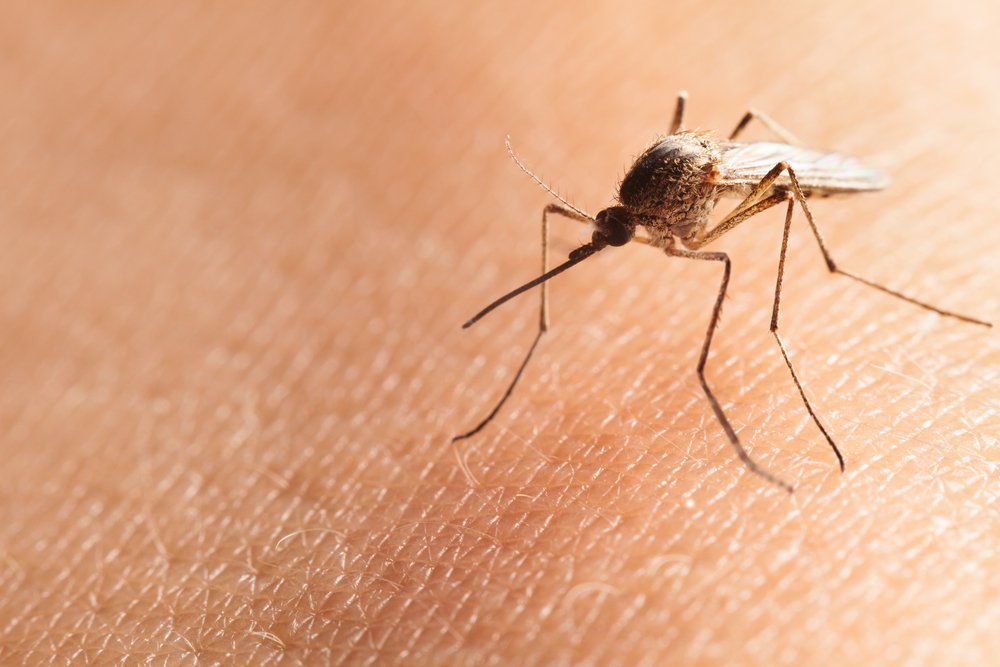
<box><xmin>715</xmin><ymin>141</ymin><xmax>889</xmax><ymax>195</ymax></box>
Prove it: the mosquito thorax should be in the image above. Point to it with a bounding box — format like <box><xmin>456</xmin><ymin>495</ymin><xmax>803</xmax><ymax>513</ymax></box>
<box><xmin>618</xmin><ymin>133</ymin><xmax>719</xmax><ymax>242</ymax></box>
<box><xmin>594</xmin><ymin>206</ymin><xmax>636</xmax><ymax>247</ymax></box>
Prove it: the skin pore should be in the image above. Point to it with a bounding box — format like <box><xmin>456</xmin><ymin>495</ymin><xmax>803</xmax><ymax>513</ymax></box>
<box><xmin>1</xmin><ymin>2</ymin><xmax>997</xmax><ymax>664</ymax></box>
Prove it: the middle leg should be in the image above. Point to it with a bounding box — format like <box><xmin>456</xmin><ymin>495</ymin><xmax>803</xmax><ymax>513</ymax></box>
<box><xmin>667</xmin><ymin>246</ymin><xmax>794</xmax><ymax>492</ymax></box>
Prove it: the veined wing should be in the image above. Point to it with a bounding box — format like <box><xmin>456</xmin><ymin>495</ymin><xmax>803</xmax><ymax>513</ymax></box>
<box><xmin>716</xmin><ymin>141</ymin><xmax>889</xmax><ymax>194</ymax></box>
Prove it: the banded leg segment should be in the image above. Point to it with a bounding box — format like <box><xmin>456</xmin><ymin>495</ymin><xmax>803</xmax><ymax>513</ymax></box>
<box><xmin>667</xmin><ymin>246</ymin><xmax>794</xmax><ymax>493</ymax></box>
<box><xmin>453</xmin><ymin>203</ymin><xmax>592</xmax><ymax>442</ymax></box>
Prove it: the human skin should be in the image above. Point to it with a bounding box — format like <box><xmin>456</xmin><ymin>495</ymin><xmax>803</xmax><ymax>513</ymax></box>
<box><xmin>0</xmin><ymin>1</ymin><xmax>998</xmax><ymax>665</ymax></box>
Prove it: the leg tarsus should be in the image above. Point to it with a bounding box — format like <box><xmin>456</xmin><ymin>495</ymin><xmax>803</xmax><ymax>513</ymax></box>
<box><xmin>452</xmin><ymin>329</ymin><xmax>545</xmax><ymax>442</ymax></box>
<box><xmin>771</xmin><ymin>331</ymin><xmax>845</xmax><ymax>472</ymax></box>
<box><xmin>834</xmin><ymin>268</ymin><xmax>992</xmax><ymax>327</ymax></box>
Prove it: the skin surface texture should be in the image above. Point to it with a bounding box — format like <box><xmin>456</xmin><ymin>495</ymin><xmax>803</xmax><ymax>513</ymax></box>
<box><xmin>0</xmin><ymin>1</ymin><xmax>998</xmax><ymax>665</ymax></box>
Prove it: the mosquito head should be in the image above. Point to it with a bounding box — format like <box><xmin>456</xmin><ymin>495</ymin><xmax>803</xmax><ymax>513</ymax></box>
<box><xmin>594</xmin><ymin>206</ymin><xmax>636</xmax><ymax>247</ymax></box>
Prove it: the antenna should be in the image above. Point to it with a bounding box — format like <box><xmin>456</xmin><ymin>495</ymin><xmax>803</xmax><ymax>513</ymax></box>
<box><xmin>505</xmin><ymin>135</ymin><xmax>592</xmax><ymax>221</ymax></box>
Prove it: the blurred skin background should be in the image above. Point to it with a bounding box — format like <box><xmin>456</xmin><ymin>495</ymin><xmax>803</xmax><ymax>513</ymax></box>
<box><xmin>0</xmin><ymin>1</ymin><xmax>998</xmax><ymax>664</ymax></box>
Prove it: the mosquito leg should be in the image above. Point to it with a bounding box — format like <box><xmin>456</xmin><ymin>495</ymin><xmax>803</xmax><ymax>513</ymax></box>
<box><xmin>670</xmin><ymin>90</ymin><xmax>688</xmax><ymax>134</ymax></box>
<box><xmin>688</xmin><ymin>157</ymin><xmax>800</xmax><ymax>250</ymax></box>
<box><xmin>769</xmin><ymin>197</ymin><xmax>846</xmax><ymax>471</ymax></box>
<box><xmin>453</xmin><ymin>203</ymin><xmax>592</xmax><ymax>442</ymax></box>
<box><xmin>667</xmin><ymin>246</ymin><xmax>794</xmax><ymax>493</ymax></box>
<box><xmin>780</xmin><ymin>166</ymin><xmax>992</xmax><ymax>327</ymax></box>
<box><xmin>692</xmin><ymin>190</ymin><xmax>788</xmax><ymax>249</ymax></box>
<box><xmin>729</xmin><ymin>108</ymin><xmax>802</xmax><ymax>145</ymax></box>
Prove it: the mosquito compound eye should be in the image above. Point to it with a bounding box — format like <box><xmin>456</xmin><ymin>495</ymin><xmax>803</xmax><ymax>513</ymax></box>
<box><xmin>600</xmin><ymin>223</ymin><xmax>630</xmax><ymax>246</ymax></box>
<box><xmin>595</xmin><ymin>207</ymin><xmax>635</xmax><ymax>247</ymax></box>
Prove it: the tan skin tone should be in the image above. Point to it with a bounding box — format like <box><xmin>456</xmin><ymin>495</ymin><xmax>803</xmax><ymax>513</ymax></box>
<box><xmin>1</xmin><ymin>2</ymin><xmax>998</xmax><ymax>664</ymax></box>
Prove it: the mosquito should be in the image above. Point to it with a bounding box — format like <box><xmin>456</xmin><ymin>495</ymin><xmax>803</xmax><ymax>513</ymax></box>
<box><xmin>453</xmin><ymin>91</ymin><xmax>991</xmax><ymax>492</ymax></box>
